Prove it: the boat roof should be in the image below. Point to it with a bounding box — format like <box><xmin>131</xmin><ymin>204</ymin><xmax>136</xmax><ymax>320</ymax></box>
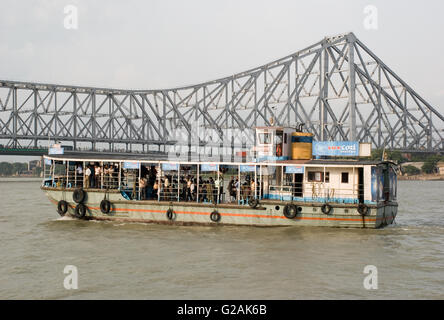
<box><xmin>44</xmin><ymin>153</ymin><xmax>393</xmax><ymax>167</ymax></box>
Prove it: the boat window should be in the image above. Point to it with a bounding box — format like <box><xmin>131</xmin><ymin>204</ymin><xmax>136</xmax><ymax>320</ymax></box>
<box><xmin>341</xmin><ymin>172</ymin><xmax>349</xmax><ymax>184</ymax></box>
<box><xmin>258</xmin><ymin>132</ymin><xmax>271</xmax><ymax>144</ymax></box>
<box><xmin>274</xmin><ymin>132</ymin><xmax>283</xmax><ymax>144</ymax></box>
<box><xmin>307</xmin><ymin>171</ymin><xmax>329</xmax><ymax>182</ymax></box>
<box><xmin>307</xmin><ymin>171</ymin><xmax>323</xmax><ymax>182</ymax></box>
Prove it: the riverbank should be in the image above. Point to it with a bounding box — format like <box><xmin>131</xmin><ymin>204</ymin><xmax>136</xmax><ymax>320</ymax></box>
<box><xmin>398</xmin><ymin>173</ymin><xmax>444</xmax><ymax>181</ymax></box>
<box><xmin>0</xmin><ymin>177</ymin><xmax>42</xmax><ymax>182</ymax></box>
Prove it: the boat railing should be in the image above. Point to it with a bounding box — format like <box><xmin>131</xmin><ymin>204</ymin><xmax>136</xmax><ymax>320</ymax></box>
<box><xmin>42</xmin><ymin>158</ymin><xmax>368</xmax><ymax>204</ymax></box>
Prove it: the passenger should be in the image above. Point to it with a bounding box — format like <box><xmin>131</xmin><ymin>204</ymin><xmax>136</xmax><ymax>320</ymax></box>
<box><xmin>90</xmin><ymin>164</ymin><xmax>95</xmax><ymax>188</ymax></box>
<box><xmin>139</xmin><ymin>176</ymin><xmax>147</xmax><ymax>200</ymax></box>
<box><xmin>219</xmin><ymin>177</ymin><xmax>224</xmax><ymax>202</ymax></box>
<box><xmin>75</xmin><ymin>164</ymin><xmax>83</xmax><ymax>187</ymax></box>
<box><xmin>186</xmin><ymin>177</ymin><xmax>192</xmax><ymax>201</ymax></box>
<box><xmin>108</xmin><ymin>164</ymin><xmax>115</xmax><ymax>188</ymax></box>
<box><xmin>250</xmin><ymin>179</ymin><xmax>256</xmax><ymax>198</ymax></box>
<box><xmin>242</xmin><ymin>180</ymin><xmax>251</xmax><ymax>201</ymax></box>
<box><xmin>153</xmin><ymin>180</ymin><xmax>159</xmax><ymax>199</ymax></box>
<box><xmin>164</xmin><ymin>176</ymin><xmax>170</xmax><ymax>201</ymax></box>
<box><xmin>214</xmin><ymin>177</ymin><xmax>220</xmax><ymax>202</ymax></box>
<box><xmin>228</xmin><ymin>177</ymin><xmax>235</xmax><ymax>202</ymax></box>
<box><xmin>190</xmin><ymin>179</ymin><xmax>195</xmax><ymax>201</ymax></box>
<box><xmin>103</xmin><ymin>165</ymin><xmax>109</xmax><ymax>188</ymax></box>
<box><xmin>94</xmin><ymin>165</ymin><xmax>101</xmax><ymax>188</ymax></box>
<box><xmin>234</xmin><ymin>178</ymin><xmax>240</xmax><ymax>201</ymax></box>
<box><xmin>85</xmin><ymin>165</ymin><xmax>92</xmax><ymax>188</ymax></box>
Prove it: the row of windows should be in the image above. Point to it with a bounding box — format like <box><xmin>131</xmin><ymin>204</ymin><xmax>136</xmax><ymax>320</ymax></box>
<box><xmin>307</xmin><ymin>171</ymin><xmax>349</xmax><ymax>183</ymax></box>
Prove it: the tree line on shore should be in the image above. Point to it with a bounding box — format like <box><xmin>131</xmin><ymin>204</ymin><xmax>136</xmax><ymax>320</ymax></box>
<box><xmin>370</xmin><ymin>149</ymin><xmax>444</xmax><ymax>175</ymax></box>
<box><xmin>0</xmin><ymin>162</ymin><xmax>42</xmax><ymax>176</ymax></box>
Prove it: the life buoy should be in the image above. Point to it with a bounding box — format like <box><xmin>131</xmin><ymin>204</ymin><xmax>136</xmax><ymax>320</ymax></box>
<box><xmin>74</xmin><ymin>203</ymin><xmax>87</xmax><ymax>218</ymax></box>
<box><xmin>283</xmin><ymin>204</ymin><xmax>297</xmax><ymax>219</ymax></box>
<box><xmin>57</xmin><ymin>200</ymin><xmax>68</xmax><ymax>216</ymax></box>
<box><xmin>166</xmin><ymin>208</ymin><xmax>175</xmax><ymax>220</ymax></box>
<box><xmin>276</xmin><ymin>144</ymin><xmax>282</xmax><ymax>157</ymax></box>
<box><xmin>210</xmin><ymin>210</ymin><xmax>221</xmax><ymax>222</ymax></box>
<box><xmin>73</xmin><ymin>188</ymin><xmax>85</xmax><ymax>203</ymax></box>
<box><xmin>357</xmin><ymin>203</ymin><xmax>369</xmax><ymax>216</ymax></box>
<box><xmin>100</xmin><ymin>199</ymin><xmax>111</xmax><ymax>214</ymax></box>
<box><xmin>249</xmin><ymin>198</ymin><xmax>259</xmax><ymax>209</ymax></box>
<box><xmin>321</xmin><ymin>203</ymin><xmax>332</xmax><ymax>215</ymax></box>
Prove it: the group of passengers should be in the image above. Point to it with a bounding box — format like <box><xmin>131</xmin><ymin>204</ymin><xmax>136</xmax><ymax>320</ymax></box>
<box><xmin>139</xmin><ymin>173</ymin><xmax>259</xmax><ymax>204</ymax></box>
<box><xmin>80</xmin><ymin>163</ymin><xmax>119</xmax><ymax>189</ymax></box>
<box><xmin>140</xmin><ymin>174</ymin><xmax>225</xmax><ymax>203</ymax></box>
<box><xmin>227</xmin><ymin>175</ymin><xmax>258</xmax><ymax>203</ymax></box>
<box><xmin>70</xmin><ymin>163</ymin><xmax>259</xmax><ymax>204</ymax></box>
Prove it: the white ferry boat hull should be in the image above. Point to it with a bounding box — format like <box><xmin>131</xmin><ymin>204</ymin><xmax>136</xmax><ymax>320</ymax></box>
<box><xmin>43</xmin><ymin>187</ymin><xmax>397</xmax><ymax>229</ymax></box>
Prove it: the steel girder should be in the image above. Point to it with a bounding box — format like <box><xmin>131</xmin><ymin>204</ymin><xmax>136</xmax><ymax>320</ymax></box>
<box><xmin>0</xmin><ymin>32</ymin><xmax>443</xmax><ymax>153</ymax></box>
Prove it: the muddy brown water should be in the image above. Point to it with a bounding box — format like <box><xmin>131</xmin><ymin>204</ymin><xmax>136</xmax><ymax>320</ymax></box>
<box><xmin>0</xmin><ymin>178</ymin><xmax>443</xmax><ymax>299</ymax></box>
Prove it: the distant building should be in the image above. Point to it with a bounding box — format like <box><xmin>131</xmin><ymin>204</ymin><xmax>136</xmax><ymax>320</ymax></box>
<box><xmin>28</xmin><ymin>160</ymin><xmax>41</xmax><ymax>171</ymax></box>
<box><xmin>401</xmin><ymin>153</ymin><xmax>412</xmax><ymax>161</ymax></box>
<box><xmin>437</xmin><ymin>162</ymin><xmax>444</xmax><ymax>175</ymax></box>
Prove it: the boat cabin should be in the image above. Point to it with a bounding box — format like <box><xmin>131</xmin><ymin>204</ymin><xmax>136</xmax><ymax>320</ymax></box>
<box><xmin>254</xmin><ymin>126</ymin><xmax>294</xmax><ymax>160</ymax></box>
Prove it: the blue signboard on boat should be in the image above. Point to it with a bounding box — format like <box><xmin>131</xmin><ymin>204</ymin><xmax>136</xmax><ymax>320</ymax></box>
<box><xmin>48</xmin><ymin>147</ymin><xmax>64</xmax><ymax>155</ymax></box>
<box><xmin>123</xmin><ymin>161</ymin><xmax>140</xmax><ymax>169</ymax></box>
<box><xmin>312</xmin><ymin>141</ymin><xmax>359</xmax><ymax>156</ymax></box>
<box><xmin>162</xmin><ymin>163</ymin><xmax>179</xmax><ymax>171</ymax></box>
<box><xmin>240</xmin><ymin>165</ymin><xmax>256</xmax><ymax>172</ymax></box>
<box><xmin>285</xmin><ymin>165</ymin><xmax>304</xmax><ymax>174</ymax></box>
<box><xmin>201</xmin><ymin>164</ymin><xmax>219</xmax><ymax>171</ymax></box>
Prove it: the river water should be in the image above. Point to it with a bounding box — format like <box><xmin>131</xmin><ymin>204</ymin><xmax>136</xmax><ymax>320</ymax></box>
<box><xmin>0</xmin><ymin>178</ymin><xmax>443</xmax><ymax>299</ymax></box>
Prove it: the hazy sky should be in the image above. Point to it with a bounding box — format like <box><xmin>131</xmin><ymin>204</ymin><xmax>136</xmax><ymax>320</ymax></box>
<box><xmin>1</xmin><ymin>0</ymin><xmax>443</xmax><ymax>161</ymax></box>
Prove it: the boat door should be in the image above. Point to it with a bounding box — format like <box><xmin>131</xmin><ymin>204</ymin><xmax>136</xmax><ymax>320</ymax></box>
<box><xmin>294</xmin><ymin>173</ymin><xmax>303</xmax><ymax>197</ymax></box>
<box><xmin>358</xmin><ymin>167</ymin><xmax>364</xmax><ymax>203</ymax></box>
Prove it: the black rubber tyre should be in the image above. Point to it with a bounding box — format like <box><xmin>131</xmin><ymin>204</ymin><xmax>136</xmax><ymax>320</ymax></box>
<box><xmin>73</xmin><ymin>188</ymin><xmax>85</xmax><ymax>203</ymax></box>
<box><xmin>57</xmin><ymin>200</ymin><xmax>68</xmax><ymax>216</ymax></box>
<box><xmin>210</xmin><ymin>211</ymin><xmax>221</xmax><ymax>223</ymax></box>
<box><xmin>100</xmin><ymin>199</ymin><xmax>111</xmax><ymax>214</ymax></box>
<box><xmin>283</xmin><ymin>204</ymin><xmax>297</xmax><ymax>219</ymax></box>
<box><xmin>166</xmin><ymin>208</ymin><xmax>175</xmax><ymax>220</ymax></box>
<box><xmin>249</xmin><ymin>198</ymin><xmax>259</xmax><ymax>209</ymax></box>
<box><xmin>321</xmin><ymin>203</ymin><xmax>332</xmax><ymax>215</ymax></box>
<box><xmin>74</xmin><ymin>203</ymin><xmax>87</xmax><ymax>218</ymax></box>
<box><xmin>357</xmin><ymin>203</ymin><xmax>369</xmax><ymax>216</ymax></box>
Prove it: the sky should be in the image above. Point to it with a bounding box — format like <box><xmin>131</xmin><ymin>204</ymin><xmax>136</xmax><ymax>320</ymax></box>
<box><xmin>1</xmin><ymin>0</ymin><xmax>443</xmax><ymax>161</ymax></box>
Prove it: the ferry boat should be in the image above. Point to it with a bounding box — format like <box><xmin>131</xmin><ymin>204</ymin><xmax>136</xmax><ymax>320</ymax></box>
<box><xmin>41</xmin><ymin>126</ymin><xmax>398</xmax><ymax>228</ymax></box>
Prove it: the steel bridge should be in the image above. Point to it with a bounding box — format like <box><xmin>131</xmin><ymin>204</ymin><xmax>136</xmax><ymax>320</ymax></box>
<box><xmin>1</xmin><ymin>32</ymin><xmax>443</xmax><ymax>156</ymax></box>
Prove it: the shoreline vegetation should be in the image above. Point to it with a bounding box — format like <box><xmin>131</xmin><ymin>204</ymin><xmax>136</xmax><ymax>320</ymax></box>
<box><xmin>0</xmin><ymin>161</ymin><xmax>42</xmax><ymax>177</ymax></box>
<box><xmin>398</xmin><ymin>174</ymin><xmax>444</xmax><ymax>181</ymax></box>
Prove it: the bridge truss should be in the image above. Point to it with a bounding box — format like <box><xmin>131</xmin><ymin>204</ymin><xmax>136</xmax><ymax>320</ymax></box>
<box><xmin>1</xmin><ymin>33</ymin><xmax>443</xmax><ymax>154</ymax></box>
